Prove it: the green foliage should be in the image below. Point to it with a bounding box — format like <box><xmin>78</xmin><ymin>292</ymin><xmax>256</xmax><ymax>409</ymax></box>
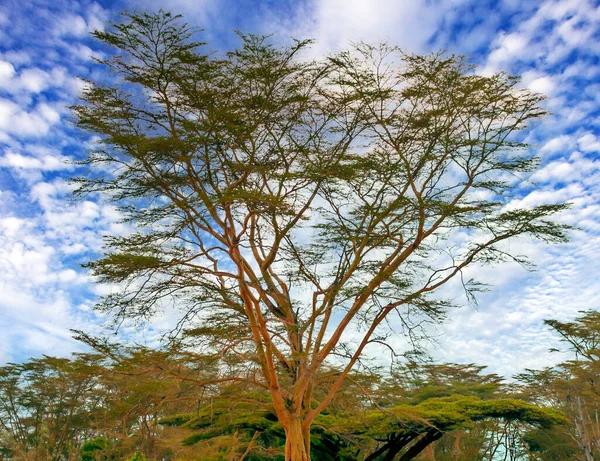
<box><xmin>0</xmin><ymin>342</ymin><xmax>575</xmax><ymax>461</ymax></box>
<box><xmin>81</xmin><ymin>438</ymin><xmax>119</xmax><ymax>461</ymax></box>
<box><xmin>312</xmin><ymin>363</ymin><xmax>567</xmax><ymax>460</ymax></box>
<box><xmin>68</xmin><ymin>9</ymin><xmax>571</xmax><ymax>458</ymax></box>
<box><xmin>87</xmin><ymin>253</ymin><xmax>163</xmax><ymax>282</ymax></box>
<box><xmin>339</xmin><ymin>395</ymin><xmax>565</xmax><ymax>438</ymax></box>
<box><xmin>157</xmin><ymin>413</ymin><xmax>195</xmax><ymax>427</ymax></box>
<box><xmin>0</xmin><ymin>354</ymin><xmax>107</xmax><ymax>460</ymax></box>
<box><xmin>126</xmin><ymin>452</ymin><xmax>150</xmax><ymax>461</ymax></box>
<box><xmin>515</xmin><ymin>310</ymin><xmax>600</xmax><ymax>460</ymax></box>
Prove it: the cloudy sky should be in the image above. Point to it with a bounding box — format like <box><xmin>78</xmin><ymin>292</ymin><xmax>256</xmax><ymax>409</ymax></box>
<box><xmin>0</xmin><ymin>0</ymin><xmax>599</xmax><ymax>378</ymax></box>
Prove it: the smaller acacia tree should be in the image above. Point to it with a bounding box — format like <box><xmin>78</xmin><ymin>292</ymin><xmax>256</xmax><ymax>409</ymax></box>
<box><xmin>353</xmin><ymin>396</ymin><xmax>566</xmax><ymax>461</ymax></box>
<box><xmin>73</xmin><ymin>11</ymin><xmax>569</xmax><ymax>460</ymax></box>
<box><xmin>325</xmin><ymin>363</ymin><xmax>566</xmax><ymax>461</ymax></box>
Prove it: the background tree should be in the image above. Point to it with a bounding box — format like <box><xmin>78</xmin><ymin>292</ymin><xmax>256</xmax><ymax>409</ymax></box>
<box><xmin>350</xmin><ymin>396</ymin><xmax>565</xmax><ymax>460</ymax></box>
<box><xmin>517</xmin><ymin>311</ymin><xmax>600</xmax><ymax>461</ymax></box>
<box><xmin>0</xmin><ymin>354</ymin><xmax>105</xmax><ymax>461</ymax></box>
<box><xmin>310</xmin><ymin>363</ymin><xmax>565</xmax><ymax>461</ymax></box>
<box><xmin>74</xmin><ymin>335</ymin><xmax>230</xmax><ymax>461</ymax></box>
<box><xmin>72</xmin><ymin>10</ymin><xmax>569</xmax><ymax>460</ymax></box>
<box><xmin>0</xmin><ymin>346</ymin><xmax>571</xmax><ymax>460</ymax></box>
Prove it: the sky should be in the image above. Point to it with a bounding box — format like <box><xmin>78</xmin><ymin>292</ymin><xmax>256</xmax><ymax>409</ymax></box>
<box><xmin>0</xmin><ymin>0</ymin><xmax>599</xmax><ymax>378</ymax></box>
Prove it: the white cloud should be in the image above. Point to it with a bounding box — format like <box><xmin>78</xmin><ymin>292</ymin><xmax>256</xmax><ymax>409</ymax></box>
<box><xmin>0</xmin><ymin>99</ymin><xmax>62</xmax><ymax>137</ymax></box>
<box><xmin>0</xmin><ymin>60</ymin><xmax>15</xmax><ymax>84</ymax></box>
<box><xmin>484</xmin><ymin>0</ymin><xmax>600</xmax><ymax>75</ymax></box>
<box><xmin>435</xmin><ymin>233</ymin><xmax>600</xmax><ymax>377</ymax></box>
<box><xmin>0</xmin><ymin>186</ymin><xmax>121</xmax><ymax>362</ymax></box>
<box><xmin>484</xmin><ymin>31</ymin><xmax>530</xmax><ymax>73</ymax></box>
<box><xmin>18</xmin><ymin>68</ymin><xmax>51</xmax><ymax>93</ymax></box>
<box><xmin>54</xmin><ymin>14</ymin><xmax>89</xmax><ymax>38</ymax></box>
<box><xmin>578</xmin><ymin>133</ymin><xmax>600</xmax><ymax>153</ymax></box>
<box><xmin>255</xmin><ymin>0</ymin><xmax>471</xmax><ymax>57</ymax></box>
<box><xmin>527</xmin><ymin>76</ymin><xmax>556</xmax><ymax>96</ymax></box>
<box><xmin>531</xmin><ymin>152</ymin><xmax>599</xmax><ymax>183</ymax></box>
<box><xmin>313</xmin><ymin>0</ymin><xmax>439</xmax><ymax>50</ymax></box>
<box><xmin>508</xmin><ymin>183</ymin><xmax>584</xmax><ymax>209</ymax></box>
<box><xmin>0</xmin><ymin>64</ymin><xmax>85</xmax><ymax>99</ymax></box>
<box><xmin>540</xmin><ymin>135</ymin><xmax>573</xmax><ymax>155</ymax></box>
<box><xmin>0</xmin><ymin>151</ymin><xmax>69</xmax><ymax>170</ymax></box>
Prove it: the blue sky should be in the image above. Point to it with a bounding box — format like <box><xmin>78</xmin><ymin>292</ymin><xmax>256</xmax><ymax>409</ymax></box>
<box><xmin>0</xmin><ymin>0</ymin><xmax>599</xmax><ymax>377</ymax></box>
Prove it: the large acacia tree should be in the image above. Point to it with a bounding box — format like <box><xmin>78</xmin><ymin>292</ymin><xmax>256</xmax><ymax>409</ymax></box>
<box><xmin>73</xmin><ymin>11</ymin><xmax>569</xmax><ymax>460</ymax></box>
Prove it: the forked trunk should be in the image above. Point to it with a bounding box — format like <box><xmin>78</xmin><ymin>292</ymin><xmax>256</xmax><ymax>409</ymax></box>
<box><xmin>284</xmin><ymin>418</ymin><xmax>311</xmax><ymax>461</ymax></box>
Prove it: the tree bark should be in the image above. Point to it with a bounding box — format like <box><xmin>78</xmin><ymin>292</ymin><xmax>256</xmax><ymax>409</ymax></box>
<box><xmin>398</xmin><ymin>429</ymin><xmax>443</xmax><ymax>461</ymax></box>
<box><xmin>284</xmin><ymin>418</ymin><xmax>311</xmax><ymax>461</ymax></box>
<box><xmin>381</xmin><ymin>434</ymin><xmax>418</xmax><ymax>461</ymax></box>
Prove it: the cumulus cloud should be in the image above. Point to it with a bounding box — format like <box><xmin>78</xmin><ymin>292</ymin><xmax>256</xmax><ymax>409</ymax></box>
<box><xmin>0</xmin><ymin>99</ymin><xmax>61</xmax><ymax>138</ymax></box>
<box><xmin>578</xmin><ymin>133</ymin><xmax>600</xmax><ymax>153</ymax></box>
<box><xmin>0</xmin><ymin>60</ymin><xmax>15</xmax><ymax>84</ymax></box>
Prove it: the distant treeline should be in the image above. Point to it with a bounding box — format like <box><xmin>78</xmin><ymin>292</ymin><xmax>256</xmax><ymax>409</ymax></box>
<box><xmin>0</xmin><ymin>311</ymin><xmax>598</xmax><ymax>460</ymax></box>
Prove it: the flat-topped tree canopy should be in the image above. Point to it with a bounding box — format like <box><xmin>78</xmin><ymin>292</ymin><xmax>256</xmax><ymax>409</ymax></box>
<box><xmin>72</xmin><ymin>10</ymin><xmax>570</xmax><ymax>460</ymax></box>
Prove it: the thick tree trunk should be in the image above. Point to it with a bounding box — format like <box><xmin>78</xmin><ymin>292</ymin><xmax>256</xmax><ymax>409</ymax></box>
<box><xmin>284</xmin><ymin>418</ymin><xmax>311</xmax><ymax>461</ymax></box>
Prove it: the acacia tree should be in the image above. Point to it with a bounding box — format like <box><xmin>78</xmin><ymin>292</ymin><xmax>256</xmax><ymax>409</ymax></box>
<box><xmin>73</xmin><ymin>11</ymin><xmax>569</xmax><ymax>460</ymax></box>
<box><xmin>517</xmin><ymin>311</ymin><xmax>600</xmax><ymax>460</ymax></box>
<box><xmin>0</xmin><ymin>354</ymin><xmax>106</xmax><ymax>460</ymax></box>
<box><xmin>331</xmin><ymin>363</ymin><xmax>565</xmax><ymax>461</ymax></box>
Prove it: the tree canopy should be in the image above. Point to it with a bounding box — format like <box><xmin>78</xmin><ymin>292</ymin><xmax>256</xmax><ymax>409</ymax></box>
<box><xmin>71</xmin><ymin>10</ymin><xmax>569</xmax><ymax>460</ymax></box>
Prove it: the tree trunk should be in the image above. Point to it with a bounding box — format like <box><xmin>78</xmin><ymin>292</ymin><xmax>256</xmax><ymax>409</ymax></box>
<box><xmin>398</xmin><ymin>429</ymin><xmax>443</xmax><ymax>461</ymax></box>
<box><xmin>284</xmin><ymin>418</ymin><xmax>311</xmax><ymax>461</ymax></box>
